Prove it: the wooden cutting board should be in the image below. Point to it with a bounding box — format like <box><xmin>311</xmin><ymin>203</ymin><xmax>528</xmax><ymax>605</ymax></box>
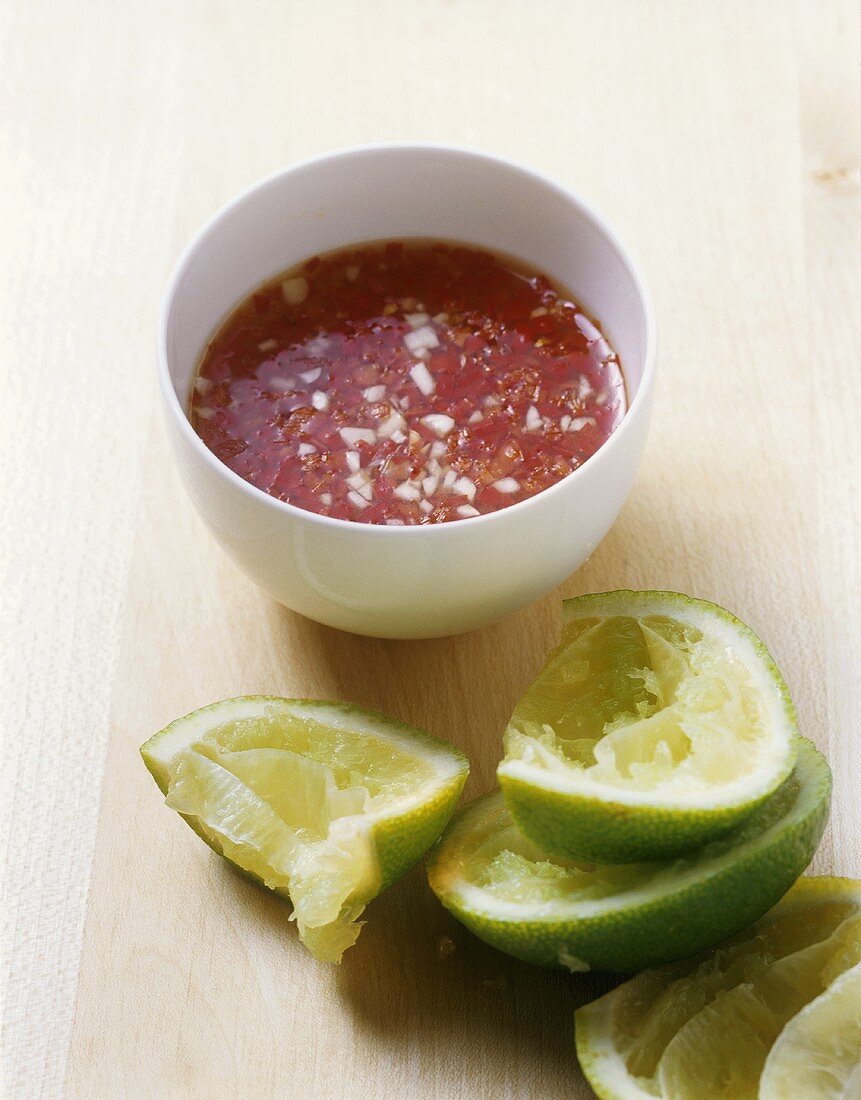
<box><xmin>3</xmin><ymin>1</ymin><xmax>860</xmax><ymax>1097</ymax></box>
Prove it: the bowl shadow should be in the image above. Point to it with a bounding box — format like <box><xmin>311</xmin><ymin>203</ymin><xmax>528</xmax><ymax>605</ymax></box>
<box><xmin>263</xmin><ymin>594</ymin><xmax>562</xmax><ymax>798</ymax></box>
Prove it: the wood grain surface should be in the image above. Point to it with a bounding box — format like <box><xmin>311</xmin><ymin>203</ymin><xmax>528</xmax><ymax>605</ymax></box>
<box><xmin>3</xmin><ymin>2</ymin><xmax>860</xmax><ymax>1097</ymax></box>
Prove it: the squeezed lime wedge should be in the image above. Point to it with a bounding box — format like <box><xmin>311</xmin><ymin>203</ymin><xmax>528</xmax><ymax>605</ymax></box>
<box><xmin>142</xmin><ymin>696</ymin><xmax>468</xmax><ymax>962</ymax></box>
<box><xmin>428</xmin><ymin>737</ymin><xmax>829</xmax><ymax>972</ymax></box>
<box><xmin>575</xmin><ymin>876</ymin><xmax>861</xmax><ymax>1099</ymax></box>
<box><xmin>498</xmin><ymin>591</ymin><xmax>798</xmax><ymax>862</ymax></box>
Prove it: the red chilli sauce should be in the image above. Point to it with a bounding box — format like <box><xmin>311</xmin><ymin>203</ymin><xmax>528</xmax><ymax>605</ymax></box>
<box><xmin>190</xmin><ymin>241</ymin><xmax>627</xmax><ymax>525</ymax></box>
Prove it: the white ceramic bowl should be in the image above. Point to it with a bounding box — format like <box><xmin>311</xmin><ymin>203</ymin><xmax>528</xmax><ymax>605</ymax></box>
<box><xmin>158</xmin><ymin>144</ymin><xmax>656</xmax><ymax>639</ymax></box>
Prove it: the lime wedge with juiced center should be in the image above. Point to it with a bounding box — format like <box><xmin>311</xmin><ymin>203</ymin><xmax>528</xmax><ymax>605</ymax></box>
<box><xmin>760</xmin><ymin>960</ymin><xmax>861</xmax><ymax>1099</ymax></box>
<box><xmin>497</xmin><ymin>591</ymin><xmax>798</xmax><ymax>863</ymax></box>
<box><xmin>574</xmin><ymin>876</ymin><xmax>861</xmax><ymax>1100</ymax></box>
<box><xmin>427</xmin><ymin>736</ymin><xmax>830</xmax><ymax>972</ymax></box>
<box><xmin>141</xmin><ymin>697</ymin><xmax>469</xmax><ymax>962</ymax></box>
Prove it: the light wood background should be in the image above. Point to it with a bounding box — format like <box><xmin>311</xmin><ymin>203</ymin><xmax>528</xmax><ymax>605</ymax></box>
<box><xmin>3</xmin><ymin>1</ymin><xmax>860</xmax><ymax>1097</ymax></box>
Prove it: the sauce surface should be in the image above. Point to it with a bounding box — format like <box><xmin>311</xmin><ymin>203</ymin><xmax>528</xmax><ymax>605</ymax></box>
<box><xmin>191</xmin><ymin>241</ymin><xmax>626</xmax><ymax>524</ymax></box>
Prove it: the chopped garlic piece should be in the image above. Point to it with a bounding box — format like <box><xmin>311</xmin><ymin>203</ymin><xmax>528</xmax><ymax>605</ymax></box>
<box><xmin>409</xmin><ymin>362</ymin><xmax>435</xmax><ymax>396</ymax></box>
<box><xmin>452</xmin><ymin>477</ymin><xmax>476</xmax><ymax>501</ymax></box>
<box><xmin>311</xmin><ymin>391</ymin><xmax>329</xmax><ymax>410</ymax></box>
<box><xmin>429</xmin><ymin>441</ymin><xmax>447</xmax><ymax>459</ymax></box>
<box><xmin>421</xmin><ymin>413</ymin><xmax>455</xmax><ymax>437</ymax></box>
<box><xmin>346</xmin><ymin>473</ymin><xmax>373</xmax><ymax>500</ymax></box>
<box><xmin>340</xmin><ymin>427</ymin><xmax>376</xmax><ymax>446</ymax></box>
<box><xmin>569</xmin><ymin>417</ymin><xmax>596</xmax><ymax>432</ymax></box>
<box><xmin>378</xmin><ymin>411</ymin><xmax>407</xmax><ymax>439</ymax></box>
<box><xmin>297</xmin><ymin>443</ymin><xmax>317</xmax><ymax>456</ymax></box>
<box><xmin>393</xmin><ymin>482</ymin><xmax>421</xmax><ymax>501</ymax></box>
<box><xmin>404</xmin><ymin>325</ymin><xmax>439</xmax><ymax>355</ymax></box>
<box><xmin>282</xmin><ymin>276</ymin><xmax>309</xmax><ymax>305</ymax></box>
<box><xmin>525</xmin><ymin>405</ymin><xmax>542</xmax><ymax>431</ymax></box>
<box><xmin>194</xmin><ymin>377</ymin><xmax>213</xmax><ymax>395</ymax></box>
<box><xmin>305</xmin><ymin>336</ymin><xmax>330</xmax><ymax>357</ymax></box>
<box><xmin>363</xmin><ymin>385</ymin><xmax>386</xmax><ymax>402</ymax></box>
<box><xmin>299</xmin><ymin>367</ymin><xmax>321</xmax><ymax>383</ymax></box>
<box><xmin>320</xmin><ymin>492</ymin><xmax>332</xmax><ymax>506</ymax></box>
<box><xmin>574</xmin><ymin>313</ymin><xmax>601</xmax><ymax>342</ymax></box>
<box><xmin>347</xmin><ymin>489</ymin><xmax>369</xmax><ymax>509</ymax></box>
<box><xmin>404</xmin><ymin>311</ymin><xmax>430</xmax><ymax>329</ymax></box>
<box><xmin>467</xmin><ymin>410</ymin><xmax>483</xmax><ymax>423</ymax></box>
<box><xmin>419</xmin><ymin>500</ymin><xmax>432</xmax><ymax>514</ymax></box>
<box><xmin>422</xmin><ymin>474</ymin><xmax>439</xmax><ymax>497</ymax></box>
<box><xmin>390</xmin><ymin>429</ymin><xmax>406</xmax><ymax>444</ymax></box>
<box><xmin>492</xmin><ymin>478</ymin><xmax>520</xmax><ymax>493</ymax></box>
<box><xmin>457</xmin><ymin>504</ymin><xmax>480</xmax><ymax>518</ymax></box>
<box><xmin>345</xmin><ymin>450</ymin><xmax>361</xmax><ymax>473</ymax></box>
<box><xmin>269</xmin><ymin>376</ymin><xmax>293</xmax><ymax>391</ymax></box>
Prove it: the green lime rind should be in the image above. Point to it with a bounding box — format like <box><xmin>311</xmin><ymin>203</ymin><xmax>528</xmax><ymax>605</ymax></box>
<box><xmin>428</xmin><ymin>737</ymin><xmax>830</xmax><ymax>973</ymax></box>
<box><xmin>497</xmin><ymin>591</ymin><xmax>798</xmax><ymax>864</ymax></box>
<box><xmin>141</xmin><ymin>695</ymin><xmax>469</xmax><ymax>899</ymax></box>
<box><xmin>497</xmin><ymin>769</ymin><xmax>782</xmax><ymax>866</ymax></box>
<box><xmin>573</xmin><ymin>876</ymin><xmax>861</xmax><ymax>1100</ymax></box>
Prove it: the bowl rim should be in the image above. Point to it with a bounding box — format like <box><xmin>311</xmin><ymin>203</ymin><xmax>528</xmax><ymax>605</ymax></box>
<box><xmin>157</xmin><ymin>141</ymin><xmax>657</xmax><ymax>537</ymax></box>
